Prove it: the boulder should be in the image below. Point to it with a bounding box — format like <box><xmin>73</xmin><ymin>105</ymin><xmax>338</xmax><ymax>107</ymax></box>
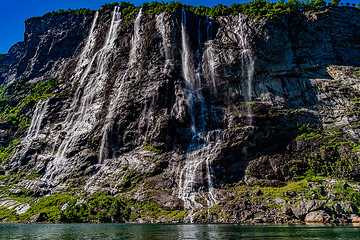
<box><xmin>282</xmin><ymin>191</ymin><xmax>297</xmax><ymax>197</ymax></box>
<box><xmin>291</xmin><ymin>200</ymin><xmax>326</xmax><ymax>219</ymax></box>
<box><xmin>273</xmin><ymin>197</ymin><xmax>287</xmax><ymax>205</ymax></box>
<box><xmin>29</xmin><ymin>212</ymin><xmax>47</xmax><ymax>223</ymax></box>
<box><xmin>281</xmin><ymin>204</ymin><xmax>293</xmax><ymax>215</ymax></box>
<box><xmin>342</xmin><ymin>203</ymin><xmax>358</xmax><ymax>215</ymax></box>
<box><xmin>253</xmin><ymin>189</ymin><xmax>263</xmax><ymax>196</ymax></box>
<box><xmin>350</xmin><ymin>214</ymin><xmax>360</xmax><ymax>223</ymax></box>
<box><xmin>305</xmin><ymin>210</ymin><xmax>331</xmax><ymax>223</ymax></box>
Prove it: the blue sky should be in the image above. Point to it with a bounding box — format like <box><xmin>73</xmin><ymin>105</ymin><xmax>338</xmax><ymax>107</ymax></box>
<box><xmin>1</xmin><ymin>0</ymin><xmax>358</xmax><ymax>53</ymax></box>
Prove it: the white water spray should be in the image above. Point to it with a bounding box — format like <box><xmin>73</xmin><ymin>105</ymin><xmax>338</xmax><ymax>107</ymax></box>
<box><xmin>44</xmin><ymin>8</ymin><xmax>122</xmax><ymax>180</ymax></box>
<box><xmin>156</xmin><ymin>12</ymin><xmax>171</xmax><ymax>63</ymax></box>
<box><xmin>99</xmin><ymin>9</ymin><xmax>144</xmax><ymax>163</ymax></box>
<box><xmin>27</xmin><ymin>99</ymin><xmax>49</xmax><ymax>139</ymax></box>
<box><xmin>178</xmin><ymin>10</ymin><xmax>219</xmax><ymax>213</ymax></box>
<box><xmin>203</xmin><ymin>16</ymin><xmax>218</xmax><ymax>95</ymax></box>
<box><xmin>56</xmin><ymin>7</ymin><xmax>121</xmax><ymax>159</ymax></box>
<box><xmin>237</xmin><ymin>14</ymin><xmax>255</xmax><ymax>126</ymax></box>
<box><xmin>12</xmin><ymin>99</ymin><xmax>50</xmax><ymax>163</ymax></box>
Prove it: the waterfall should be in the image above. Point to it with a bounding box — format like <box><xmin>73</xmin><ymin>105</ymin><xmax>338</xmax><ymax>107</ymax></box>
<box><xmin>206</xmin><ymin>16</ymin><xmax>212</xmax><ymax>40</ymax></box>
<box><xmin>156</xmin><ymin>12</ymin><xmax>171</xmax><ymax>63</ymax></box>
<box><xmin>75</xmin><ymin>11</ymin><xmax>99</xmax><ymax>79</ymax></box>
<box><xmin>181</xmin><ymin>10</ymin><xmax>196</xmax><ymax>91</ymax></box>
<box><xmin>203</xmin><ymin>16</ymin><xmax>217</xmax><ymax>95</ymax></box>
<box><xmin>129</xmin><ymin>8</ymin><xmax>143</xmax><ymax>67</ymax></box>
<box><xmin>27</xmin><ymin>99</ymin><xmax>49</xmax><ymax>139</ymax></box>
<box><xmin>44</xmin><ymin>8</ymin><xmax>122</xmax><ymax>179</ymax></box>
<box><xmin>178</xmin><ymin>10</ymin><xmax>218</xmax><ymax>212</ymax></box>
<box><xmin>13</xmin><ymin>99</ymin><xmax>50</xmax><ymax>163</ymax></box>
<box><xmin>99</xmin><ymin>9</ymin><xmax>143</xmax><ymax>163</ymax></box>
<box><xmin>237</xmin><ymin>14</ymin><xmax>255</xmax><ymax>126</ymax></box>
<box><xmin>56</xmin><ymin>7</ymin><xmax>121</xmax><ymax>159</ymax></box>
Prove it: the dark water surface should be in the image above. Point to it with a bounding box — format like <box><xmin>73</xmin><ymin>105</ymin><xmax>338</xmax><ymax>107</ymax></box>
<box><xmin>0</xmin><ymin>223</ymin><xmax>360</xmax><ymax>239</ymax></box>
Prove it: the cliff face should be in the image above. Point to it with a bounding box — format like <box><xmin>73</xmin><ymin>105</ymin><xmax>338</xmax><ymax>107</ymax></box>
<box><xmin>1</xmin><ymin>5</ymin><xmax>360</xmax><ymax>223</ymax></box>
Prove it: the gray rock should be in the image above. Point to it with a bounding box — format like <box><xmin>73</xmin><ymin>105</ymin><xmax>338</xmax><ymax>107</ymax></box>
<box><xmin>291</xmin><ymin>200</ymin><xmax>327</xmax><ymax>219</ymax></box>
<box><xmin>253</xmin><ymin>189</ymin><xmax>263</xmax><ymax>196</ymax></box>
<box><xmin>273</xmin><ymin>197</ymin><xmax>287</xmax><ymax>205</ymax></box>
<box><xmin>281</xmin><ymin>204</ymin><xmax>293</xmax><ymax>215</ymax></box>
<box><xmin>342</xmin><ymin>203</ymin><xmax>358</xmax><ymax>215</ymax></box>
<box><xmin>282</xmin><ymin>191</ymin><xmax>297</xmax><ymax>197</ymax></box>
<box><xmin>305</xmin><ymin>210</ymin><xmax>331</xmax><ymax>223</ymax></box>
<box><xmin>350</xmin><ymin>214</ymin><xmax>360</xmax><ymax>223</ymax></box>
<box><xmin>8</xmin><ymin>188</ymin><xmax>23</xmax><ymax>195</ymax></box>
<box><xmin>29</xmin><ymin>212</ymin><xmax>47</xmax><ymax>223</ymax></box>
<box><xmin>0</xmin><ymin>5</ymin><xmax>360</xmax><ymax>224</ymax></box>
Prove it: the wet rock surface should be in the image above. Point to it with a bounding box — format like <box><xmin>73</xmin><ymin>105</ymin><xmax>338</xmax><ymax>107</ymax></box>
<box><xmin>0</xmin><ymin>6</ymin><xmax>360</xmax><ymax>223</ymax></box>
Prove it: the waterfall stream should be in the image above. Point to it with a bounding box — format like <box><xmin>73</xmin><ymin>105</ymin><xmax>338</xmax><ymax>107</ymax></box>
<box><xmin>27</xmin><ymin>99</ymin><xmax>50</xmax><ymax>140</ymax></box>
<box><xmin>99</xmin><ymin>9</ymin><xmax>143</xmax><ymax>163</ymax></box>
<box><xmin>178</xmin><ymin>12</ymin><xmax>255</xmax><ymax>216</ymax></box>
<box><xmin>203</xmin><ymin>17</ymin><xmax>217</xmax><ymax>95</ymax></box>
<box><xmin>156</xmin><ymin>12</ymin><xmax>171</xmax><ymax>65</ymax></box>
<box><xmin>14</xmin><ymin>99</ymin><xmax>50</xmax><ymax>163</ymax></box>
<box><xmin>56</xmin><ymin>7</ymin><xmax>122</xmax><ymax>160</ymax></box>
<box><xmin>178</xmin><ymin>10</ymin><xmax>218</xmax><ymax>213</ymax></box>
<box><xmin>237</xmin><ymin>15</ymin><xmax>255</xmax><ymax>126</ymax></box>
<box><xmin>44</xmin><ymin>8</ymin><xmax>122</xmax><ymax>179</ymax></box>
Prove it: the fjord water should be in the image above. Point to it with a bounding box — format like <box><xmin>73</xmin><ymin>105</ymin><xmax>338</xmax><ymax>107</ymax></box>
<box><xmin>1</xmin><ymin>224</ymin><xmax>360</xmax><ymax>239</ymax></box>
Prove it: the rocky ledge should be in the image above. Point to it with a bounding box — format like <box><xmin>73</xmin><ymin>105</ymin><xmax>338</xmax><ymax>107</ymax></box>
<box><xmin>0</xmin><ymin>4</ymin><xmax>360</xmax><ymax>223</ymax></box>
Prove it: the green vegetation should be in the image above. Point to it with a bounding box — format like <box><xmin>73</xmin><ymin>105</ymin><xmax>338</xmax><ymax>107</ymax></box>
<box><xmin>0</xmin><ymin>139</ymin><xmax>22</xmax><ymax>164</ymax></box>
<box><xmin>129</xmin><ymin>0</ymin><xmax>358</xmax><ymax>18</ymax></box>
<box><xmin>116</xmin><ymin>168</ymin><xmax>160</xmax><ymax>192</ymax></box>
<box><xmin>61</xmin><ymin>194</ymin><xmax>130</xmax><ymax>222</ymax></box>
<box><xmin>289</xmin><ymin>124</ymin><xmax>360</xmax><ymax>180</ymax></box>
<box><xmin>143</xmin><ymin>143</ymin><xmax>163</xmax><ymax>154</ymax></box>
<box><xmin>27</xmin><ymin>8</ymin><xmax>95</xmax><ymax>21</ymax></box>
<box><xmin>0</xmin><ymin>193</ymin><xmax>178</xmax><ymax>223</ymax></box>
<box><xmin>26</xmin><ymin>0</ymin><xmax>360</xmax><ymax>22</ymax></box>
<box><xmin>0</xmin><ymin>78</ymin><xmax>60</xmax><ymax>165</ymax></box>
<box><xmin>0</xmin><ymin>78</ymin><xmax>58</xmax><ymax>130</ymax></box>
<box><xmin>0</xmin><ymin>208</ymin><xmax>16</xmax><ymax>221</ymax></box>
<box><xmin>237</xmin><ymin>177</ymin><xmax>360</xmax><ymax>207</ymax></box>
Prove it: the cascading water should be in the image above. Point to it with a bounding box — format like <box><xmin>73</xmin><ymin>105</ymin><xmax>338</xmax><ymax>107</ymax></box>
<box><xmin>99</xmin><ymin>9</ymin><xmax>143</xmax><ymax>163</ymax></box>
<box><xmin>74</xmin><ymin>11</ymin><xmax>99</xmax><ymax>80</ymax></box>
<box><xmin>237</xmin><ymin>14</ymin><xmax>255</xmax><ymax>126</ymax></box>
<box><xmin>178</xmin><ymin>10</ymin><xmax>219</xmax><ymax>213</ymax></box>
<box><xmin>156</xmin><ymin>12</ymin><xmax>171</xmax><ymax>64</ymax></box>
<box><xmin>44</xmin><ymin>8</ymin><xmax>122</xmax><ymax>179</ymax></box>
<box><xmin>203</xmin><ymin>16</ymin><xmax>218</xmax><ymax>96</ymax></box>
<box><xmin>128</xmin><ymin>9</ymin><xmax>143</xmax><ymax>67</ymax></box>
<box><xmin>27</xmin><ymin>99</ymin><xmax>50</xmax><ymax>139</ymax></box>
<box><xmin>57</xmin><ymin>7</ymin><xmax>121</xmax><ymax>158</ymax></box>
<box><xmin>13</xmin><ymin>99</ymin><xmax>50</xmax><ymax>162</ymax></box>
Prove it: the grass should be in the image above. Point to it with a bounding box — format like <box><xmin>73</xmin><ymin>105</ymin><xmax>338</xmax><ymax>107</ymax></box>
<box><xmin>0</xmin><ymin>208</ymin><xmax>16</xmax><ymax>221</ymax></box>
<box><xmin>143</xmin><ymin>143</ymin><xmax>163</xmax><ymax>154</ymax></box>
<box><xmin>19</xmin><ymin>194</ymin><xmax>71</xmax><ymax>221</ymax></box>
<box><xmin>172</xmin><ymin>210</ymin><xmax>188</xmax><ymax>220</ymax></box>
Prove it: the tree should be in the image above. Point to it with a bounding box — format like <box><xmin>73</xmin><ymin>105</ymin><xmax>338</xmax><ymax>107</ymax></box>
<box><xmin>329</xmin><ymin>0</ymin><xmax>341</xmax><ymax>6</ymax></box>
<box><xmin>314</xmin><ymin>0</ymin><xmax>326</xmax><ymax>9</ymax></box>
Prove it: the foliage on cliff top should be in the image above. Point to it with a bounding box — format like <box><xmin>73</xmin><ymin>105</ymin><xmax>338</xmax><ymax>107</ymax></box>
<box><xmin>26</xmin><ymin>0</ymin><xmax>360</xmax><ymax>22</ymax></box>
<box><xmin>109</xmin><ymin>0</ymin><xmax>360</xmax><ymax>19</ymax></box>
<box><xmin>151</xmin><ymin>0</ymin><xmax>360</xmax><ymax>18</ymax></box>
<box><xmin>27</xmin><ymin>8</ymin><xmax>96</xmax><ymax>21</ymax></box>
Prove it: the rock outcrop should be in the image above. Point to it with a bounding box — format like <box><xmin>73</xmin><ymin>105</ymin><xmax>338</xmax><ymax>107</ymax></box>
<box><xmin>0</xmin><ymin>4</ymin><xmax>360</xmax><ymax>223</ymax></box>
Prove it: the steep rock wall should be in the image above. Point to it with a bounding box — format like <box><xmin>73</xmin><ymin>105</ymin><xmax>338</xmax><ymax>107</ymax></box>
<box><xmin>1</xmin><ymin>5</ymin><xmax>360</xmax><ymax>221</ymax></box>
